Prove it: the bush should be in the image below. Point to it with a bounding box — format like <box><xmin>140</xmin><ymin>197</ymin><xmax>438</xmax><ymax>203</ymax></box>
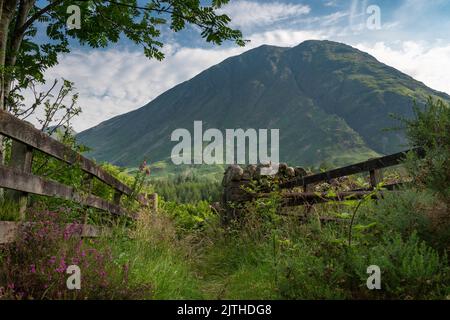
<box><xmin>193</xmin><ymin>187</ymin><xmax>450</xmax><ymax>300</ymax></box>
<box><xmin>277</xmin><ymin>243</ymin><xmax>348</xmax><ymax>299</ymax></box>
<box><xmin>362</xmin><ymin>189</ymin><xmax>434</xmax><ymax>241</ymax></box>
<box><xmin>360</xmin><ymin>188</ymin><xmax>450</xmax><ymax>250</ymax></box>
<box><xmin>401</xmin><ymin>97</ymin><xmax>450</xmax><ymax>202</ymax></box>
<box><xmin>162</xmin><ymin>200</ymin><xmax>215</xmax><ymax>234</ymax></box>
<box><xmin>347</xmin><ymin>233</ymin><xmax>450</xmax><ymax>299</ymax></box>
<box><xmin>0</xmin><ymin>209</ymin><xmax>150</xmax><ymax>300</ymax></box>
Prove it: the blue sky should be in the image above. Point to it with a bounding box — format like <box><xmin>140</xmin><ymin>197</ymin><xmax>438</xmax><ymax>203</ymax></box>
<box><xmin>31</xmin><ymin>0</ymin><xmax>450</xmax><ymax>131</ymax></box>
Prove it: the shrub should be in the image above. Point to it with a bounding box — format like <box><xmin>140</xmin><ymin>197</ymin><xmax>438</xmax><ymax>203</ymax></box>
<box><xmin>0</xmin><ymin>209</ymin><xmax>150</xmax><ymax>300</ymax></box>
<box><xmin>162</xmin><ymin>200</ymin><xmax>215</xmax><ymax>234</ymax></box>
<box><xmin>277</xmin><ymin>243</ymin><xmax>348</xmax><ymax>299</ymax></box>
<box><xmin>401</xmin><ymin>98</ymin><xmax>450</xmax><ymax>202</ymax></box>
<box><xmin>358</xmin><ymin>188</ymin><xmax>450</xmax><ymax>251</ymax></box>
<box><xmin>362</xmin><ymin>189</ymin><xmax>434</xmax><ymax>240</ymax></box>
<box><xmin>347</xmin><ymin>233</ymin><xmax>450</xmax><ymax>299</ymax></box>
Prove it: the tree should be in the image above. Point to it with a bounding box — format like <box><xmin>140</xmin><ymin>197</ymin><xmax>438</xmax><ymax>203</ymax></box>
<box><xmin>0</xmin><ymin>0</ymin><xmax>245</xmax><ymax>162</ymax></box>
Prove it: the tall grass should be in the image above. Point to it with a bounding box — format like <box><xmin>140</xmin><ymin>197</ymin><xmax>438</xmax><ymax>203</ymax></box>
<box><xmin>179</xmin><ymin>187</ymin><xmax>450</xmax><ymax>300</ymax></box>
<box><xmin>95</xmin><ymin>211</ymin><xmax>204</xmax><ymax>299</ymax></box>
<box><xmin>0</xmin><ymin>198</ymin><xmax>21</xmax><ymax>221</ymax></box>
<box><xmin>2</xmin><ymin>184</ymin><xmax>449</xmax><ymax>299</ymax></box>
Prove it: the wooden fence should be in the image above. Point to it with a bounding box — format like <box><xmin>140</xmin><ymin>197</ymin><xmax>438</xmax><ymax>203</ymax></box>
<box><xmin>221</xmin><ymin>147</ymin><xmax>425</xmax><ymax>219</ymax></box>
<box><xmin>274</xmin><ymin>147</ymin><xmax>425</xmax><ymax>206</ymax></box>
<box><xmin>0</xmin><ymin>109</ymin><xmax>157</xmax><ymax>243</ymax></box>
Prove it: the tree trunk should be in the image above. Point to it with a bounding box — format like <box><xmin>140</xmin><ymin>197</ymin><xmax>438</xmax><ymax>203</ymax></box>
<box><xmin>0</xmin><ymin>0</ymin><xmax>18</xmax><ymax>202</ymax></box>
<box><xmin>0</xmin><ymin>1</ymin><xmax>5</xmax><ymax>36</ymax></box>
<box><xmin>3</xmin><ymin>0</ymin><xmax>35</xmax><ymax>104</ymax></box>
<box><xmin>0</xmin><ymin>2</ymin><xmax>17</xmax><ymax>196</ymax></box>
<box><xmin>0</xmin><ymin>0</ymin><xmax>17</xmax><ymax>111</ymax></box>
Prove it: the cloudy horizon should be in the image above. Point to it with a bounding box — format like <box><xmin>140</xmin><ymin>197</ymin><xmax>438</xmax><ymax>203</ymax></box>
<box><xmin>26</xmin><ymin>0</ymin><xmax>450</xmax><ymax>132</ymax></box>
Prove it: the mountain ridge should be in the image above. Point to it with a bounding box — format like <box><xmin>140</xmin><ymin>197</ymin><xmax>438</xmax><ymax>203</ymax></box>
<box><xmin>77</xmin><ymin>40</ymin><xmax>450</xmax><ymax>167</ymax></box>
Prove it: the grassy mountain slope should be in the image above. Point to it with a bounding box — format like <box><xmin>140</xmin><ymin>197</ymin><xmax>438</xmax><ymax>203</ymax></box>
<box><xmin>77</xmin><ymin>40</ymin><xmax>450</xmax><ymax>167</ymax></box>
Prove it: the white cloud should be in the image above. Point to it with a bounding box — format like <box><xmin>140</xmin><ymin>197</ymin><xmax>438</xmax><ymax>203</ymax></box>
<box><xmin>320</xmin><ymin>11</ymin><xmax>349</xmax><ymax>26</ymax></box>
<box><xmin>22</xmin><ymin>12</ymin><xmax>450</xmax><ymax>131</ymax></box>
<box><xmin>355</xmin><ymin>41</ymin><xmax>450</xmax><ymax>96</ymax></box>
<box><xmin>219</xmin><ymin>1</ymin><xmax>311</xmax><ymax>28</ymax></box>
<box><xmin>23</xmin><ymin>28</ymin><xmax>449</xmax><ymax>134</ymax></box>
<box><xmin>35</xmin><ymin>46</ymin><xmax>242</xmax><ymax>132</ymax></box>
<box><xmin>24</xmin><ymin>29</ymin><xmax>324</xmax><ymax>132</ymax></box>
<box><xmin>324</xmin><ymin>0</ymin><xmax>338</xmax><ymax>7</ymax></box>
<box><xmin>249</xmin><ymin>29</ymin><xmax>325</xmax><ymax>47</ymax></box>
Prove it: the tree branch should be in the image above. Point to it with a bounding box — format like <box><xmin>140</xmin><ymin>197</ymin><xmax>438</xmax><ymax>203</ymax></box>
<box><xmin>82</xmin><ymin>0</ymin><xmax>213</xmax><ymax>30</ymax></box>
<box><xmin>17</xmin><ymin>0</ymin><xmax>64</xmax><ymax>35</ymax></box>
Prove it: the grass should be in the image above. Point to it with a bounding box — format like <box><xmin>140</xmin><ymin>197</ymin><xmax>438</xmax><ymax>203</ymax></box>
<box><xmin>180</xmin><ymin>185</ymin><xmax>449</xmax><ymax>300</ymax></box>
<box><xmin>3</xmin><ymin>97</ymin><xmax>449</xmax><ymax>299</ymax></box>
<box><xmin>2</xmin><ymin>151</ymin><xmax>449</xmax><ymax>299</ymax></box>
<box><xmin>2</xmin><ymin>156</ymin><xmax>449</xmax><ymax>300</ymax></box>
<box><xmin>94</xmin><ymin>212</ymin><xmax>204</xmax><ymax>300</ymax></box>
<box><xmin>1</xmin><ymin>184</ymin><xmax>449</xmax><ymax>300</ymax></box>
<box><xmin>0</xmin><ymin>198</ymin><xmax>21</xmax><ymax>221</ymax></box>
<box><xmin>107</xmin><ymin>188</ymin><xmax>448</xmax><ymax>300</ymax></box>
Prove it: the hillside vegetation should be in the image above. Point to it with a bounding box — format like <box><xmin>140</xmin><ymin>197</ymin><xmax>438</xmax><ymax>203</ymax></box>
<box><xmin>78</xmin><ymin>40</ymin><xmax>450</xmax><ymax>168</ymax></box>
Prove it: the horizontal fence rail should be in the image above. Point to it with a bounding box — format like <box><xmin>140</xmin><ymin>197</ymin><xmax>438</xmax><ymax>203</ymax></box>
<box><xmin>0</xmin><ymin>221</ymin><xmax>110</xmax><ymax>244</ymax></box>
<box><xmin>0</xmin><ymin>165</ymin><xmax>129</xmax><ymax>217</ymax></box>
<box><xmin>0</xmin><ymin>109</ymin><xmax>147</xmax><ymax>206</ymax></box>
<box><xmin>0</xmin><ymin>109</ymin><xmax>155</xmax><ymax>224</ymax></box>
<box><xmin>256</xmin><ymin>183</ymin><xmax>403</xmax><ymax>206</ymax></box>
<box><xmin>279</xmin><ymin>147</ymin><xmax>425</xmax><ymax>189</ymax></box>
<box><xmin>220</xmin><ymin>147</ymin><xmax>425</xmax><ymax>222</ymax></box>
<box><xmin>278</xmin><ymin>190</ymin><xmax>392</xmax><ymax>206</ymax></box>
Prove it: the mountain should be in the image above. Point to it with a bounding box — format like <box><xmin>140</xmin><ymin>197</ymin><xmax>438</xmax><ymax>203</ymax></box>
<box><xmin>77</xmin><ymin>40</ymin><xmax>450</xmax><ymax>168</ymax></box>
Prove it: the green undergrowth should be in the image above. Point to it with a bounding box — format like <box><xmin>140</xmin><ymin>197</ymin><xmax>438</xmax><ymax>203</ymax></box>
<box><xmin>185</xmin><ymin>187</ymin><xmax>450</xmax><ymax>299</ymax></box>
<box><xmin>1</xmin><ymin>97</ymin><xmax>449</xmax><ymax>300</ymax></box>
<box><xmin>0</xmin><ymin>198</ymin><xmax>21</xmax><ymax>221</ymax></box>
<box><xmin>92</xmin><ymin>213</ymin><xmax>204</xmax><ymax>299</ymax></box>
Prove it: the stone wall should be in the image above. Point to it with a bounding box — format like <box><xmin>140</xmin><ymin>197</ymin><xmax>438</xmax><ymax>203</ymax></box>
<box><xmin>220</xmin><ymin>163</ymin><xmax>307</xmax><ymax>223</ymax></box>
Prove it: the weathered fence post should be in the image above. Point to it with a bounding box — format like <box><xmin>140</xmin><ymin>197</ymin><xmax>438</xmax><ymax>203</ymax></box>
<box><xmin>150</xmin><ymin>193</ymin><xmax>158</xmax><ymax>213</ymax></box>
<box><xmin>6</xmin><ymin>140</ymin><xmax>33</xmax><ymax>220</ymax></box>
<box><xmin>82</xmin><ymin>175</ymin><xmax>94</xmax><ymax>236</ymax></box>
<box><xmin>304</xmin><ymin>183</ymin><xmax>314</xmax><ymax>214</ymax></box>
<box><xmin>113</xmin><ymin>190</ymin><xmax>123</xmax><ymax>206</ymax></box>
<box><xmin>369</xmin><ymin>168</ymin><xmax>383</xmax><ymax>189</ymax></box>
